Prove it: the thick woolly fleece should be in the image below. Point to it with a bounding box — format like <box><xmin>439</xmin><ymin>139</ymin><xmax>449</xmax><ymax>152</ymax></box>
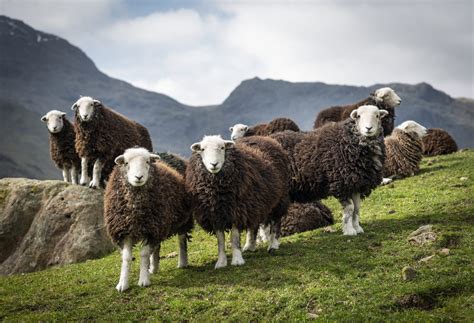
<box><xmin>186</xmin><ymin>137</ymin><xmax>289</xmax><ymax>233</ymax></box>
<box><xmin>314</xmin><ymin>96</ymin><xmax>395</xmax><ymax>136</ymax></box>
<box><xmin>383</xmin><ymin>129</ymin><xmax>423</xmax><ymax>178</ymax></box>
<box><xmin>273</xmin><ymin>119</ymin><xmax>385</xmax><ymax>202</ymax></box>
<box><xmin>49</xmin><ymin>118</ymin><xmax>81</xmax><ymax>170</ymax></box>
<box><xmin>74</xmin><ymin>103</ymin><xmax>153</xmax><ymax>180</ymax></box>
<box><xmin>422</xmin><ymin>128</ymin><xmax>458</xmax><ymax>156</ymax></box>
<box><xmin>280</xmin><ymin>201</ymin><xmax>334</xmax><ymax>237</ymax></box>
<box><xmin>156</xmin><ymin>152</ymin><xmax>187</xmax><ymax>176</ymax></box>
<box><xmin>104</xmin><ymin>161</ymin><xmax>193</xmax><ymax>247</ymax></box>
<box><xmin>245</xmin><ymin>117</ymin><xmax>300</xmax><ymax>137</ymax></box>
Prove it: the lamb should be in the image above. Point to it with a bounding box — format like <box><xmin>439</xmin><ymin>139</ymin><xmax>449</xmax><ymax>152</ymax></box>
<box><xmin>383</xmin><ymin>120</ymin><xmax>427</xmax><ymax>179</ymax></box>
<box><xmin>104</xmin><ymin>147</ymin><xmax>193</xmax><ymax>292</ymax></box>
<box><xmin>41</xmin><ymin>110</ymin><xmax>80</xmax><ymax>184</ymax></box>
<box><xmin>422</xmin><ymin>128</ymin><xmax>458</xmax><ymax>156</ymax></box>
<box><xmin>280</xmin><ymin>201</ymin><xmax>334</xmax><ymax>237</ymax></box>
<box><xmin>314</xmin><ymin>87</ymin><xmax>401</xmax><ymax>136</ymax></box>
<box><xmin>229</xmin><ymin>117</ymin><xmax>300</xmax><ymax>140</ymax></box>
<box><xmin>72</xmin><ymin>97</ymin><xmax>153</xmax><ymax>189</ymax></box>
<box><xmin>186</xmin><ymin>135</ymin><xmax>289</xmax><ymax>268</ymax></box>
<box><xmin>271</xmin><ymin>105</ymin><xmax>387</xmax><ymax>235</ymax></box>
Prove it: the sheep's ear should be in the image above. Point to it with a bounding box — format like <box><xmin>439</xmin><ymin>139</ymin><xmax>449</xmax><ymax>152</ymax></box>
<box><xmin>350</xmin><ymin>110</ymin><xmax>358</xmax><ymax>120</ymax></box>
<box><xmin>114</xmin><ymin>155</ymin><xmax>125</xmax><ymax>165</ymax></box>
<box><xmin>191</xmin><ymin>143</ymin><xmax>201</xmax><ymax>152</ymax></box>
<box><xmin>243</xmin><ymin>126</ymin><xmax>248</xmax><ymax>132</ymax></box>
<box><xmin>379</xmin><ymin>109</ymin><xmax>389</xmax><ymax>119</ymax></box>
<box><xmin>224</xmin><ymin>141</ymin><xmax>235</xmax><ymax>149</ymax></box>
<box><xmin>71</xmin><ymin>103</ymin><xmax>78</xmax><ymax>111</ymax></box>
<box><xmin>60</xmin><ymin>112</ymin><xmax>66</xmax><ymax>117</ymax></box>
<box><xmin>41</xmin><ymin>115</ymin><xmax>47</xmax><ymax>122</ymax></box>
<box><xmin>229</xmin><ymin>126</ymin><xmax>233</xmax><ymax>132</ymax></box>
<box><xmin>149</xmin><ymin>154</ymin><xmax>161</xmax><ymax>161</ymax></box>
<box><xmin>92</xmin><ymin>99</ymin><xmax>101</xmax><ymax>107</ymax></box>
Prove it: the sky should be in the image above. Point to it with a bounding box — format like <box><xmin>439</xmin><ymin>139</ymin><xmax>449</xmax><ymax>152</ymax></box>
<box><xmin>0</xmin><ymin>0</ymin><xmax>472</xmax><ymax>106</ymax></box>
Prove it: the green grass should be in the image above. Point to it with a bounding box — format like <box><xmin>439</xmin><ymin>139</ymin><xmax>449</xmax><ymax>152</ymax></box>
<box><xmin>1</xmin><ymin>151</ymin><xmax>473</xmax><ymax>321</ymax></box>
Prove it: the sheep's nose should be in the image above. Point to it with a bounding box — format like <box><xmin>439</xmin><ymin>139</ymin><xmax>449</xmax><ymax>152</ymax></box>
<box><xmin>83</xmin><ymin>114</ymin><xmax>88</xmax><ymax>118</ymax></box>
<box><xmin>53</xmin><ymin>126</ymin><xmax>57</xmax><ymax>130</ymax></box>
<box><xmin>210</xmin><ymin>162</ymin><xmax>218</xmax><ymax>167</ymax></box>
<box><xmin>366</xmin><ymin>126</ymin><xmax>373</xmax><ymax>131</ymax></box>
<box><xmin>135</xmin><ymin>175</ymin><xmax>143</xmax><ymax>180</ymax></box>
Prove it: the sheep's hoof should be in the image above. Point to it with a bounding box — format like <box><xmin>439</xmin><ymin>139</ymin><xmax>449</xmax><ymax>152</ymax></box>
<box><xmin>242</xmin><ymin>244</ymin><xmax>256</xmax><ymax>252</ymax></box>
<box><xmin>231</xmin><ymin>256</ymin><xmax>245</xmax><ymax>266</ymax></box>
<box><xmin>116</xmin><ymin>281</ymin><xmax>129</xmax><ymax>292</ymax></box>
<box><xmin>214</xmin><ymin>258</ymin><xmax>228</xmax><ymax>269</ymax></box>
<box><xmin>343</xmin><ymin>227</ymin><xmax>357</xmax><ymax>236</ymax></box>
<box><xmin>354</xmin><ymin>226</ymin><xmax>365</xmax><ymax>234</ymax></box>
<box><xmin>268</xmin><ymin>248</ymin><xmax>277</xmax><ymax>256</ymax></box>
<box><xmin>89</xmin><ymin>181</ymin><xmax>99</xmax><ymax>189</ymax></box>
<box><xmin>138</xmin><ymin>278</ymin><xmax>151</xmax><ymax>287</ymax></box>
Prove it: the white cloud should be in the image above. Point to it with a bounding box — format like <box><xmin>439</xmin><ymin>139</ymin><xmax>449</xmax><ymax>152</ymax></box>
<box><xmin>1</xmin><ymin>0</ymin><xmax>472</xmax><ymax>104</ymax></box>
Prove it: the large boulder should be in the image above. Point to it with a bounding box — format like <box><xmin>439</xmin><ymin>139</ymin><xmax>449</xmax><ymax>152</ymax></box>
<box><xmin>0</xmin><ymin>178</ymin><xmax>114</xmax><ymax>275</ymax></box>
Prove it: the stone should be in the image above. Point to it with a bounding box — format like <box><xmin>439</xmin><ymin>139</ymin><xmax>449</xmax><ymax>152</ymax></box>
<box><xmin>0</xmin><ymin>178</ymin><xmax>114</xmax><ymax>275</ymax></box>
<box><xmin>402</xmin><ymin>266</ymin><xmax>417</xmax><ymax>281</ymax></box>
<box><xmin>419</xmin><ymin>254</ymin><xmax>435</xmax><ymax>263</ymax></box>
<box><xmin>408</xmin><ymin>225</ymin><xmax>437</xmax><ymax>245</ymax></box>
<box><xmin>439</xmin><ymin>248</ymin><xmax>450</xmax><ymax>255</ymax></box>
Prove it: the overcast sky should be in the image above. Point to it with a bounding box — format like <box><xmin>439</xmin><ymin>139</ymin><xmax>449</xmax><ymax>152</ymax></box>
<box><xmin>1</xmin><ymin>0</ymin><xmax>472</xmax><ymax>105</ymax></box>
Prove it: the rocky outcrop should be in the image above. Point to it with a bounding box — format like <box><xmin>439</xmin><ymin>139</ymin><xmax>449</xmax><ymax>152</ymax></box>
<box><xmin>0</xmin><ymin>178</ymin><xmax>114</xmax><ymax>275</ymax></box>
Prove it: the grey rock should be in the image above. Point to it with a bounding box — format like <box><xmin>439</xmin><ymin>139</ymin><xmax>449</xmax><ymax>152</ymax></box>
<box><xmin>402</xmin><ymin>266</ymin><xmax>417</xmax><ymax>281</ymax></box>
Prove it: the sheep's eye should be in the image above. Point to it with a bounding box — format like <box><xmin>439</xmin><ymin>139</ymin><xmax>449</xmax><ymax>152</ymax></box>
<box><xmin>124</xmin><ymin>162</ymin><xmax>128</xmax><ymax>166</ymax></box>
<box><xmin>221</xmin><ymin>147</ymin><xmax>225</xmax><ymax>150</ymax></box>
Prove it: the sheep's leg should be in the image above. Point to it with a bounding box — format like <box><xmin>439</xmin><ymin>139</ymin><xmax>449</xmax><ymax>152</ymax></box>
<box><xmin>177</xmin><ymin>234</ymin><xmax>188</xmax><ymax>268</ymax></box>
<box><xmin>214</xmin><ymin>230</ymin><xmax>227</xmax><ymax>269</ymax></box>
<box><xmin>243</xmin><ymin>228</ymin><xmax>257</xmax><ymax>252</ymax></box>
<box><xmin>80</xmin><ymin>157</ymin><xmax>90</xmax><ymax>185</ymax></box>
<box><xmin>138</xmin><ymin>244</ymin><xmax>152</xmax><ymax>287</ymax></box>
<box><xmin>116</xmin><ymin>239</ymin><xmax>132</xmax><ymax>292</ymax></box>
<box><xmin>257</xmin><ymin>224</ymin><xmax>271</xmax><ymax>244</ymax></box>
<box><xmin>62</xmin><ymin>168</ymin><xmax>70</xmax><ymax>182</ymax></box>
<box><xmin>231</xmin><ymin>226</ymin><xmax>245</xmax><ymax>266</ymax></box>
<box><xmin>267</xmin><ymin>221</ymin><xmax>280</xmax><ymax>253</ymax></box>
<box><xmin>89</xmin><ymin>159</ymin><xmax>103</xmax><ymax>189</ymax></box>
<box><xmin>70</xmin><ymin>166</ymin><xmax>78</xmax><ymax>185</ymax></box>
<box><xmin>340</xmin><ymin>199</ymin><xmax>357</xmax><ymax>236</ymax></box>
<box><xmin>381</xmin><ymin>177</ymin><xmax>393</xmax><ymax>185</ymax></box>
<box><xmin>149</xmin><ymin>243</ymin><xmax>160</xmax><ymax>274</ymax></box>
<box><xmin>352</xmin><ymin>193</ymin><xmax>364</xmax><ymax>234</ymax></box>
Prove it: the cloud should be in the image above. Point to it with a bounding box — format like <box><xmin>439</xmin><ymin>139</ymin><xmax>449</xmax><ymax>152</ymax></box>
<box><xmin>1</xmin><ymin>0</ymin><xmax>472</xmax><ymax>104</ymax></box>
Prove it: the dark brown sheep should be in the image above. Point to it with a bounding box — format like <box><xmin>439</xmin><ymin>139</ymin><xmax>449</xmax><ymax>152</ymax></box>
<box><xmin>383</xmin><ymin>124</ymin><xmax>425</xmax><ymax>178</ymax></box>
<box><xmin>156</xmin><ymin>152</ymin><xmax>187</xmax><ymax>176</ymax></box>
<box><xmin>104</xmin><ymin>147</ymin><xmax>193</xmax><ymax>292</ymax></box>
<box><xmin>41</xmin><ymin>110</ymin><xmax>81</xmax><ymax>183</ymax></box>
<box><xmin>72</xmin><ymin>97</ymin><xmax>153</xmax><ymax>189</ymax></box>
<box><xmin>272</xmin><ymin>105</ymin><xmax>387</xmax><ymax>236</ymax></box>
<box><xmin>314</xmin><ymin>87</ymin><xmax>401</xmax><ymax>136</ymax></box>
<box><xmin>186</xmin><ymin>135</ymin><xmax>288</xmax><ymax>268</ymax></box>
<box><xmin>230</xmin><ymin>117</ymin><xmax>300</xmax><ymax>140</ymax></box>
<box><xmin>422</xmin><ymin>128</ymin><xmax>458</xmax><ymax>156</ymax></box>
<box><xmin>280</xmin><ymin>201</ymin><xmax>334</xmax><ymax>237</ymax></box>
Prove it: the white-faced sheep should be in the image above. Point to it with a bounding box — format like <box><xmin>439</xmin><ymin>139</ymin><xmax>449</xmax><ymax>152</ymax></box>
<box><xmin>72</xmin><ymin>97</ymin><xmax>153</xmax><ymax>189</ymax></box>
<box><xmin>185</xmin><ymin>135</ymin><xmax>289</xmax><ymax>268</ymax></box>
<box><xmin>41</xmin><ymin>110</ymin><xmax>80</xmax><ymax>184</ymax></box>
<box><xmin>229</xmin><ymin>117</ymin><xmax>300</xmax><ymax>140</ymax></box>
<box><xmin>314</xmin><ymin>87</ymin><xmax>401</xmax><ymax>136</ymax></box>
<box><xmin>272</xmin><ymin>105</ymin><xmax>387</xmax><ymax>235</ymax></box>
<box><xmin>104</xmin><ymin>147</ymin><xmax>193</xmax><ymax>292</ymax></box>
<box><xmin>383</xmin><ymin>120</ymin><xmax>427</xmax><ymax>179</ymax></box>
<box><xmin>422</xmin><ymin>128</ymin><xmax>458</xmax><ymax>156</ymax></box>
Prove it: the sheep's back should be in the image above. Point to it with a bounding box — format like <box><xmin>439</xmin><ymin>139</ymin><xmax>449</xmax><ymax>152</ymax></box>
<box><xmin>383</xmin><ymin>129</ymin><xmax>422</xmax><ymax>178</ymax></box>
<box><xmin>422</xmin><ymin>128</ymin><xmax>458</xmax><ymax>156</ymax></box>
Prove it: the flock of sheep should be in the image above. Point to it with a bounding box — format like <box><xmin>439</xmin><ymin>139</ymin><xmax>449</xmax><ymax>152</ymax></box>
<box><xmin>40</xmin><ymin>88</ymin><xmax>458</xmax><ymax>291</ymax></box>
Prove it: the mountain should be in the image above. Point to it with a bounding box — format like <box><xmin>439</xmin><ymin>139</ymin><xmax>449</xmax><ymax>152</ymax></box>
<box><xmin>1</xmin><ymin>15</ymin><xmax>473</xmax><ymax>180</ymax></box>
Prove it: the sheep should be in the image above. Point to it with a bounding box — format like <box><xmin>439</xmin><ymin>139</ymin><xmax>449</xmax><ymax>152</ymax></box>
<box><xmin>229</xmin><ymin>117</ymin><xmax>300</xmax><ymax>140</ymax></box>
<box><xmin>280</xmin><ymin>201</ymin><xmax>334</xmax><ymax>237</ymax></box>
<box><xmin>383</xmin><ymin>120</ymin><xmax>427</xmax><ymax>179</ymax></box>
<box><xmin>155</xmin><ymin>152</ymin><xmax>187</xmax><ymax>176</ymax></box>
<box><xmin>186</xmin><ymin>135</ymin><xmax>289</xmax><ymax>268</ymax></box>
<box><xmin>72</xmin><ymin>97</ymin><xmax>153</xmax><ymax>189</ymax></box>
<box><xmin>271</xmin><ymin>105</ymin><xmax>387</xmax><ymax>235</ymax></box>
<box><xmin>422</xmin><ymin>128</ymin><xmax>458</xmax><ymax>156</ymax></box>
<box><xmin>104</xmin><ymin>147</ymin><xmax>193</xmax><ymax>292</ymax></box>
<box><xmin>41</xmin><ymin>110</ymin><xmax>80</xmax><ymax>184</ymax></box>
<box><xmin>314</xmin><ymin>87</ymin><xmax>401</xmax><ymax>136</ymax></box>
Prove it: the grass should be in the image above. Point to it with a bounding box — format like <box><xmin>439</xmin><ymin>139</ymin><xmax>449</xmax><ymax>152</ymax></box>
<box><xmin>1</xmin><ymin>150</ymin><xmax>473</xmax><ymax>321</ymax></box>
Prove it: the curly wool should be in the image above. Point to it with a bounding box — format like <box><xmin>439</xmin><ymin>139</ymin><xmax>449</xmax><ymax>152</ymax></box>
<box><xmin>74</xmin><ymin>103</ymin><xmax>153</xmax><ymax>180</ymax></box>
<box><xmin>422</xmin><ymin>128</ymin><xmax>458</xmax><ymax>156</ymax></box>
<box><xmin>49</xmin><ymin>118</ymin><xmax>81</xmax><ymax>170</ymax></box>
<box><xmin>280</xmin><ymin>201</ymin><xmax>334</xmax><ymax>237</ymax></box>
<box><xmin>245</xmin><ymin>117</ymin><xmax>300</xmax><ymax>137</ymax></box>
<box><xmin>156</xmin><ymin>152</ymin><xmax>188</xmax><ymax>176</ymax></box>
<box><xmin>314</xmin><ymin>96</ymin><xmax>395</xmax><ymax>136</ymax></box>
<box><xmin>383</xmin><ymin>129</ymin><xmax>423</xmax><ymax>178</ymax></box>
<box><xmin>104</xmin><ymin>161</ymin><xmax>193</xmax><ymax>246</ymax></box>
<box><xmin>186</xmin><ymin>137</ymin><xmax>289</xmax><ymax>233</ymax></box>
<box><xmin>273</xmin><ymin>119</ymin><xmax>385</xmax><ymax>202</ymax></box>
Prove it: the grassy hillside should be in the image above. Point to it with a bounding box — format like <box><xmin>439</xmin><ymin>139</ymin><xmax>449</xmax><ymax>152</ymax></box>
<box><xmin>1</xmin><ymin>150</ymin><xmax>473</xmax><ymax>321</ymax></box>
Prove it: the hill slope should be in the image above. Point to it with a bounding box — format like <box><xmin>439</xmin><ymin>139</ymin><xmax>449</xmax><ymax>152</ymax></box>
<box><xmin>0</xmin><ymin>150</ymin><xmax>473</xmax><ymax>320</ymax></box>
<box><xmin>1</xmin><ymin>15</ymin><xmax>473</xmax><ymax>180</ymax></box>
